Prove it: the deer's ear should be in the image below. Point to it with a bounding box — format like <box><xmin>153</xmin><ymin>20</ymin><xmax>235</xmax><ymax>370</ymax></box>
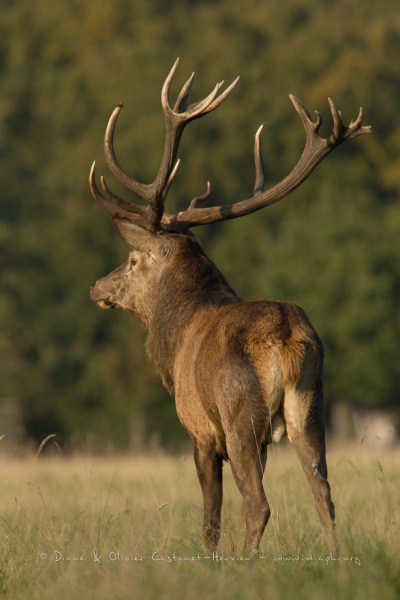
<box><xmin>111</xmin><ymin>217</ymin><xmax>158</xmax><ymax>251</ymax></box>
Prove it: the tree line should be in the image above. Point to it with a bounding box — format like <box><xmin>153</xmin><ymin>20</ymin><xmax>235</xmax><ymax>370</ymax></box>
<box><xmin>1</xmin><ymin>0</ymin><xmax>399</xmax><ymax>450</ymax></box>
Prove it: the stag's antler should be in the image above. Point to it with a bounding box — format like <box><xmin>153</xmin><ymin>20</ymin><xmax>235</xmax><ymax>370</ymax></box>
<box><xmin>90</xmin><ymin>60</ymin><xmax>371</xmax><ymax>233</ymax></box>
<box><xmin>90</xmin><ymin>58</ymin><xmax>238</xmax><ymax>231</ymax></box>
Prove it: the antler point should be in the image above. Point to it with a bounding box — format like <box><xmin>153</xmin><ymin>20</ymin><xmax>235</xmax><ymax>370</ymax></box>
<box><xmin>328</xmin><ymin>97</ymin><xmax>339</xmax><ymax>113</ymax></box>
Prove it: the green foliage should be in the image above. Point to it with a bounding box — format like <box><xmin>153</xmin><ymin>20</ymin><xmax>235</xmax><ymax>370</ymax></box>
<box><xmin>0</xmin><ymin>0</ymin><xmax>399</xmax><ymax>448</ymax></box>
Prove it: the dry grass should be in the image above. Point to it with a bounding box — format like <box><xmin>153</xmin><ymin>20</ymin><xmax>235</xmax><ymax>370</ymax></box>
<box><xmin>0</xmin><ymin>442</ymin><xmax>399</xmax><ymax>599</ymax></box>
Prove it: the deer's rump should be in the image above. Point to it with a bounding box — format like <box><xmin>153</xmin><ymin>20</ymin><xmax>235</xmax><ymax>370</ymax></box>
<box><xmin>173</xmin><ymin>299</ymin><xmax>323</xmax><ymax>456</ymax></box>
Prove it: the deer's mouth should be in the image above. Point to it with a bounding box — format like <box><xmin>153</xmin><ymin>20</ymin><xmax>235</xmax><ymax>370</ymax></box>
<box><xmin>96</xmin><ymin>298</ymin><xmax>116</xmax><ymax>310</ymax></box>
<box><xmin>90</xmin><ymin>284</ymin><xmax>117</xmax><ymax>309</ymax></box>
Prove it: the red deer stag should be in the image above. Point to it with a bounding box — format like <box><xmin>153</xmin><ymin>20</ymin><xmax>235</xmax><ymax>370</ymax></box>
<box><xmin>89</xmin><ymin>59</ymin><xmax>370</xmax><ymax>555</ymax></box>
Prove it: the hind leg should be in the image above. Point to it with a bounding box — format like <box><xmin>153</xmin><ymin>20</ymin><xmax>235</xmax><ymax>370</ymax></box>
<box><xmin>226</xmin><ymin>434</ymin><xmax>270</xmax><ymax>556</ymax></box>
<box><xmin>283</xmin><ymin>388</ymin><xmax>335</xmax><ymax>539</ymax></box>
<box><xmin>241</xmin><ymin>442</ymin><xmax>267</xmax><ymax>529</ymax></box>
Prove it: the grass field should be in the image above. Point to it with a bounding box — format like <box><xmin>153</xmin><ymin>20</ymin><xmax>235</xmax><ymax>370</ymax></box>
<box><xmin>0</xmin><ymin>441</ymin><xmax>398</xmax><ymax>599</ymax></box>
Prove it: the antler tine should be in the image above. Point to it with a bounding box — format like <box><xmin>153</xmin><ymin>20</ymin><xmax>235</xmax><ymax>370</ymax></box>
<box><xmin>100</xmin><ymin>176</ymin><xmax>147</xmax><ymax>218</ymax></box>
<box><xmin>161</xmin><ymin>57</ymin><xmax>181</xmax><ymax>113</ymax></box>
<box><xmin>328</xmin><ymin>98</ymin><xmax>371</xmax><ymax>143</ymax></box>
<box><xmin>89</xmin><ymin>162</ymin><xmax>149</xmax><ymax>227</ymax></box>
<box><xmin>89</xmin><ymin>161</ymin><xmax>107</xmax><ymax>209</ymax></box>
<box><xmin>254</xmin><ymin>124</ymin><xmax>265</xmax><ymax>196</ymax></box>
<box><xmin>162</xmin><ymin>159</ymin><xmax>181</xmax><ymax>202</ymax></box>
<box><xmin>289</xmin><ymin>94</ymin><xmax>323</xmax><ymax>136</ymax></box>
<box><xmin>328</xmin><ymin>97</ymin><xmax>346</xmax><ymax>143</ymax></box>
<box><xmin>203</xmin><ymin>77</ymin><xmax>240</xmax><ymax>115</ymax></box>
<box><xmin>104</xmin><ymin>104</ymin><xmax>150</xmax><ymax>199</ymax></box>
<box><xmin>173</xmin><ymin>72</ymin><xmax>196</xmax><ymax>114</ymax></box>
<box><xmin>188</xmin><ymin>181</ymin><xmax>212</xmax><ymax>209</ymax></box>
<box><xmin>187</xmin><ymin>81</ymin><xmax>225</xmax><ymax>117</ymax></box>
<box><xmin>161</xmin><ymin>181</ymin><xmax>212</xmax><ymax>229</ymax></box>
<box><xmin>162</xmin><ymin>58</ymin><xmax>222</xmax><ymax>117</ymax></box>
<box><xmin>350</xmin><ymin>106</ymin><xmax>364</xmax><ymax>129</ymax></box>
<box><xmin>163</xmin><ymin>59</ymin><xmax>239</xmax><ymax>121</ymax></box>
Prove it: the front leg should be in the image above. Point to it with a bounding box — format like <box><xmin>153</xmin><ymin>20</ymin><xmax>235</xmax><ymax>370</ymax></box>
<box><xmin>193</xmin><ymin>442</ymin><xmax>223</xmax><ymax>549</ymax></box>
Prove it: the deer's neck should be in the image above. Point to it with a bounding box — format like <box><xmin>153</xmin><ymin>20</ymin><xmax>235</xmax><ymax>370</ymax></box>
<box><xmin>145</xmin><ymin>254</ymin><xmax>239</xmax><ymax>393</ymax></box>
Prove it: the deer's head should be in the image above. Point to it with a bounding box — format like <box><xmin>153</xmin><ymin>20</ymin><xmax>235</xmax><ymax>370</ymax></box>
<box><xmin>90</xmin><ymin>59</ymin><xmax>370</xmax><ymax>320</ymax></box>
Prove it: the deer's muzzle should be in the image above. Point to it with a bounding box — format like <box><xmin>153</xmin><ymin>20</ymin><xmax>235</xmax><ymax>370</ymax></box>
<box><xmin>90</xmin><ymin>283</ymin><xmax>116</xmax><ymax>310</ymax></box>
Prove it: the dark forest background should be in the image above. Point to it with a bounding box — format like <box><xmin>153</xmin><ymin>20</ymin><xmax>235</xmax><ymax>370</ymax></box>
<box><xmin>1</xmin><ymin>0</ymin><xmax>399</xmax><ymax>451</ymax></box>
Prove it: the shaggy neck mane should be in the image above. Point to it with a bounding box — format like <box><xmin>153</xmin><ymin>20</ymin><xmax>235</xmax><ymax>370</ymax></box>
<box><xmin>146</xmin><ymin>241</ymin><xmax>240</xmax><ymax>392</ymax></box>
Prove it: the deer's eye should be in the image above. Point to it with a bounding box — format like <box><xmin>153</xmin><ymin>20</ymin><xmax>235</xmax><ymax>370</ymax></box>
<box><xmin>126</xmin><ymin>257</ymin><xmax>137</xmax><ymax>273</ymax></box>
